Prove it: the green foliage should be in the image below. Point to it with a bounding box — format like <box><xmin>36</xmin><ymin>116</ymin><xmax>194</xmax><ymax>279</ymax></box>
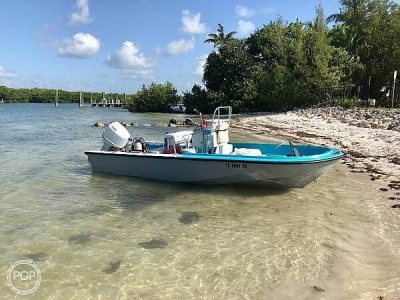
<box><xmin>203</xmin><ymin>38</ymin><xmax>259</xmax><ymax>111</ymax></box>
<box><xmin>183</xmin><ymin>84</ymin><xmax>207</xmax><ymax>114</ymax></box>
<box><xmin>188</xmin><ymin>0</ymin><xmax>400</xmax><ymax>112</ymax></box>
<box><xmin>341</xmin><ymin>98</ymin><xmax>359</xmax><ymax>108</ymax></box>
<box><xmin>327</xmin><ymin>0</ymin><xmax>400</xmax><ymax>97</ymax></box>
<box><xmin>0</xmin><ymin>86</ymin><xmax>116</xmax><ymax>104</ymax></box>
<box><xmin>124</xmin><ymin>82</ymin><xmax>179</xmax><ymax>112</ymax></box>
<box><xmin>226</xmin><ymin>7</ymin><xmax>352</xmax><ymax>111</ymax></box>
<box><xmin>204</xmin><ymin>23</ymin><xmax>237</xmax><ymax>48</ymax></box>
<box><xmin>183</xmin><ymin>84</ymin><xmax>222</xmax><ymax>114</ymax></box>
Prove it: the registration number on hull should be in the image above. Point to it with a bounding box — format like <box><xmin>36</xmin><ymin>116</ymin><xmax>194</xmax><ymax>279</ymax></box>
<box><xmin>225</xmin><ymin>163</ymin><xmax>248</xmax><ymax>169</ymax></box>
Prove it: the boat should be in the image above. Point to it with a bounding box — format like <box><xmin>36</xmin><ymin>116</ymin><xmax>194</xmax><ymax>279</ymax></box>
<box><xmin>85</xmin><ymin>106</ymin><xmax>344</xmax><ymax>188</ymax></box>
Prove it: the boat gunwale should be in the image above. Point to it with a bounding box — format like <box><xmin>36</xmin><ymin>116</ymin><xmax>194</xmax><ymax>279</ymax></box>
<box><xmin>84</xmin><ymin>150</ymin><xmax>344</xmax><ymax>165</ymax></box>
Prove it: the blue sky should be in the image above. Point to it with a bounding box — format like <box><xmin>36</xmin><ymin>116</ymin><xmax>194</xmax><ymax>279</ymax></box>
<box><xmin>0</xmin><ymin>0</ymin><xmax>347</xmax><ymax>94</ymax></box>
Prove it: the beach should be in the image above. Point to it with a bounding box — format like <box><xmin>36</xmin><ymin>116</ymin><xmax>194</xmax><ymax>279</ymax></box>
<box><xmin>231</xmin><ymin>107</ymin><xmax>400</xmax><ymax>205</ymax></box>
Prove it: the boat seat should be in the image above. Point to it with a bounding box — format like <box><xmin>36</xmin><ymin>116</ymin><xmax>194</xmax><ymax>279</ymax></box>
<box><xmin>231</xmin><ymin>148</ymin><xmax>264</xmax><ymax>156</ymax></box>
<box><xmin>217</xmin><ymin>143</ymin><xmax>233</xmax><ymax>154</ymax></box>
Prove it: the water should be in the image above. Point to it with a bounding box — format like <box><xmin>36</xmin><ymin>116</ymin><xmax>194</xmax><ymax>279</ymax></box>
<box><xmin>0</xmin><ymin>103</ymin><xmax>399</xmax><ymax>299</ymax></box>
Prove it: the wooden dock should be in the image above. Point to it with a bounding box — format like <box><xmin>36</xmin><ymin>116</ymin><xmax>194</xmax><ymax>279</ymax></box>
<box><xmin>91</xmin><ymin>92</ymin><xmax>124</xmax><ymax>108</ymax></box>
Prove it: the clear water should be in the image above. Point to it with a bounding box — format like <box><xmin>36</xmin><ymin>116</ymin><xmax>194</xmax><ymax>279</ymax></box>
<box><xmin>0</xmin><ymin>104</ymin><xmax>399</xmax><ymax>299</ymax></box>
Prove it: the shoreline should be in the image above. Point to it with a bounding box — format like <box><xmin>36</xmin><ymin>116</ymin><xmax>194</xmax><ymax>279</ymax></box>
<box><xmin>231</xmin><ymin>107</ymin><xmax>400</xmax><ymax>205</ymax></box>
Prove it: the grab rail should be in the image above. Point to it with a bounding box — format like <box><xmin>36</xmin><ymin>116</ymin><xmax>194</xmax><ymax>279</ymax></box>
<box><xmin>211</xmin><ymin>106</ymin><xmax>232</xmax><ymax>131</ymax></box>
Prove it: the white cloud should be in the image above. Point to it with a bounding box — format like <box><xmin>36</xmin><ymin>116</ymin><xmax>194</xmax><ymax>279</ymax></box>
<box><xmin>0</xmin><ymin>66</ymin><xmax>17</xmax><ymax>79</ymax></box>
<box><xmin>69</xmin><ymin>0</ymin><xmax>93</xmax><ymax>26</ymax></box>
<box><xmin>181</xmin><ymin>10</ymin><xmax>209</xmax><ymax>34</ymax></box>
<box><xmin>235</xmin><ymin>5</ymin><xmax>255</xmax><ymax>18</ymax></box>
<box><xmin>237</xmin><ymin>20</ymin><xmax>256</xmax><ymax>37</ymax></box>
<box><xmin>0</xmin><ymin>66</ymin><xmax>17</xmax><ymax>86</ymax></box>
<box><xmin>58</xmin><ymin>33</ymin><xmax>100</xmax><ymax>58</ymax></box>
<box><xmin>158</xmin><ymin>38</ymin><xmax>195</xmax><ymax>56</ymax></box>
<box><xmin>123</xmin><ymin>69</ymin><xmax>154</xmax><ymax>80</ymax></box>
<box><xmin>105</xmin><ymin>41</ymin><xmax>155</xmax><ymax>79</ymax></box>
<box><xmin>193</xmin><ymin>54</ymin><xmax>208</xmax><ymax>77</ymax></box>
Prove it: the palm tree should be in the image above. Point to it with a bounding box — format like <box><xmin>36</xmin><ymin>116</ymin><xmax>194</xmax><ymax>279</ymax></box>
<box><xmin>326</xmin><ymin>0</ymin><xmax>369</xmax><ymax>56</ymax></box>
<box><xmin>204</xmin><ymin>23</ymin><xmax>236</xmax><ymax>48</ymax></box>
<box><xmin>326</xmin><ymin>0</ymin><xmax>368</xmax><ymax>24</ymax></box>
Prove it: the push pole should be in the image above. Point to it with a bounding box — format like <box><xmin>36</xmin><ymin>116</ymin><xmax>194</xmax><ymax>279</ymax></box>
<box><xmin>392</xmin><ymin>71</ymin><xmax>397</xmax><ymax>109</ymax></box>
<box><xmin>367</xmin><ymin>76</ymin><xmax>372</xmax><ymax>109</ymax></box>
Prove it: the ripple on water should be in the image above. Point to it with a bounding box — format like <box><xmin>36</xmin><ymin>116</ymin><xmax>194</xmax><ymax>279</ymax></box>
<box><xmin>0</xmin><ymin>105</ymin><xmax>400</xmax><ymax>299</ymax></box>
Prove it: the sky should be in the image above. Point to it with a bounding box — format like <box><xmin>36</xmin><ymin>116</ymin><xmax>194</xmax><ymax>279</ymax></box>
<box><xmin>0</xmin><ymin>0</ymin><xmax>346</xmax><ymax>94</ymax></box>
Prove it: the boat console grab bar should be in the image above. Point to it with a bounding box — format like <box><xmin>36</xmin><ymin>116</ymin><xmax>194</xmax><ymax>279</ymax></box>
<box><xmin>211</xmin><ymin>106</ymin><xmax>232</xmax><ymax>130</ymax></box>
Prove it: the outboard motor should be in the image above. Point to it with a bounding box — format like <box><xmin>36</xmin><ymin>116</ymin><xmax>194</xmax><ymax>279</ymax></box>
<box><xmin>133</xmin><ymin>139</ymin><xmax>143</xmax><ymax>151</ymax></box>
<box><xmin>101</xmin><ymin>122</ymin><xmax>131</xmax><ymax>151</ymax></box>
<box><xmin>132</xmin><ymin>137</ymin><xmax>147</xmax><ymax>152</ymax></box>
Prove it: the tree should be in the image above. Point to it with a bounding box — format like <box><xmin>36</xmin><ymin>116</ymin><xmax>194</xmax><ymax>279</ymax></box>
<box><xmin>327</xmin><ymin>0</ymin><xmax>400</xmax><ymax>102</ymax></box>
<box><xmin>303</xmin><ymin>5</ymin><xmax>333</xmax><ymax>103</ymax></box>
<box><xmin>124</xmin><ymin>82</ymin><xmax>179</xmax><ymax>112</ymax></box>
<box><xmin>204</xmin><ymin>23</ymin><xmax>236</xmax><ymax>48</ymax></box>
<box><xmin>0</xmin><ymin>86</ymin><xmax>106</xmax><ymax>103</ymax></box>
<box><xmin>327</xmin><ymin>0</ymin><xmax>369</xmax><ymax>23</ymax></box>
<box><xmin>203</xmin><ymin>38</ymin><xmax>259</xmax><ymax>111</ymax></box>
<box><xmin>183</xmin><ymin>84</ymin><xmax>225</xmax><ymax>114</ymax></box>
<box><xmin>245</xmin><ymin>6</ymin><xmax>358</xmax><ymax>110</ymax></box>
<box><xmin>183</xmin><ymin>84</ymin><xmax>209</xmax><ymax>113</ymax></box>
<box><xmin>327</xmin><ymin>0</ymin><xmax>370</xmax><ymax>61</ymax></box>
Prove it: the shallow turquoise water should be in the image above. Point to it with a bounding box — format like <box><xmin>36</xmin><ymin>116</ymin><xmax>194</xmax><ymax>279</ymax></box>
<box><xmin>0</xmin><ymin>103</ymin><xmax>399</xmax><ymax>299</ymax></box>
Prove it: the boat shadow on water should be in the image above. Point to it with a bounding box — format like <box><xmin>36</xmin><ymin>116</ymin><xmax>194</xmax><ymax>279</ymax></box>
<box><xmin>88</xmin><ymin>172</ymin><xmax>290</xmax><ymax>211</ymax></box>
<box><xmin>181</xmin><ymin>181</ymin><xmax>290</xmax><ymax>197</ymax></box>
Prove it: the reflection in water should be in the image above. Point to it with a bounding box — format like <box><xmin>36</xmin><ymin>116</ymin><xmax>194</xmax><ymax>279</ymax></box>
<box><xmin>0</xmin><ymin>104</ymin><xmax>399</xmax><ymax>299</ymax></box>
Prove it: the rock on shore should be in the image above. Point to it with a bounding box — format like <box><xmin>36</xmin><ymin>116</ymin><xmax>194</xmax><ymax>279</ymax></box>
<box><xmin>294</xmin><ymin>107</ymin><xmax>400</xmax><ymax>131</ymax></box>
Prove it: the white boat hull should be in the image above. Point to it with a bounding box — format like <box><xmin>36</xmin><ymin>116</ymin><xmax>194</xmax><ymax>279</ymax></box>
<box><xmin>85</xmin><ymin>151</ymin><xmax>338</xmax><ymax>188</ymax></box>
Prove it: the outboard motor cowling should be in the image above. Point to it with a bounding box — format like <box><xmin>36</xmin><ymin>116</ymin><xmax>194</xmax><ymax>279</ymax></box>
<box><xmin>102</xmin><ymin>122</ymin><xmax>131</xmax><ymax>150</ymax></box>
